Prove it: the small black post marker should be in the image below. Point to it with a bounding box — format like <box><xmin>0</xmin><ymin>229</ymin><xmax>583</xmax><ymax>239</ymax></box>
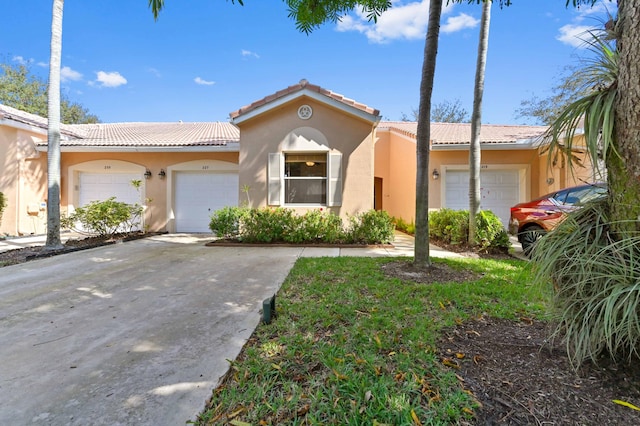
<box><xmin>262</xmin><ymin>294</ymin><xmax>276</xmax><ymax>324</ymax></box>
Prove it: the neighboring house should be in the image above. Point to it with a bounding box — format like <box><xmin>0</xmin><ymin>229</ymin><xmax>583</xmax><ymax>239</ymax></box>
<box><xmin>0</xmin><ymin>80</ymin><xmax>594</xmax><ymax>236</ymax></box>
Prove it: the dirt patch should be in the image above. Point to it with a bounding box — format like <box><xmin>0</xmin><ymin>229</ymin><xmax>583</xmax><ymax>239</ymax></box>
<box><xmin>439</xmin><ymin>316</ymin><xmax>640</xmax><ymax>425</ymax></box>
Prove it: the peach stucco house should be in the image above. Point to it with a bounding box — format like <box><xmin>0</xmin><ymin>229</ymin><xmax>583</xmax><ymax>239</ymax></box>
<box><xmin>0</xmin><ymin>80</ymin><xmax>593</xmax><ymax>237</ymax></box>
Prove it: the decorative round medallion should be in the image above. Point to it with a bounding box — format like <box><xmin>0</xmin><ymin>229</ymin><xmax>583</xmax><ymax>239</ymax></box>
<box><xmin>297</xmin><ymin>105</ymin><xmax>313</xmax><ymax>120</ymax></box>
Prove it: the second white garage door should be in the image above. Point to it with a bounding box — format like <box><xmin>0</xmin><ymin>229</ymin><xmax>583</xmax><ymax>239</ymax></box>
<box><xmin>174</xmin><ymin>172</ymin><xmax>239</xmax><ymax>233</ymax></box>
<box><xmin>444</xmin><ymin>169</ymin><xmax>520</xmax><ymax>228</ymax></box>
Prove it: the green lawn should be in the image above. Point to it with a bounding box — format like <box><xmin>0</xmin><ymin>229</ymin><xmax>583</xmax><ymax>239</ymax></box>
<box><xmin>195</xmin><ymin>256</ymin><xmax>548</xmax><ymax>425</ymax></box>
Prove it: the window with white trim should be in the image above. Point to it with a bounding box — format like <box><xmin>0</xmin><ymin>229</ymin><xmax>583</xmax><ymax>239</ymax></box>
<box><xmin>268</xmin><ymin>152</ymin><xmax>342</xmax><ymax>207</ymax></box>
<box><xmin>284</xmin><ymin>153</ymin><xmax>327</xmax><ymax>204</ymax></box>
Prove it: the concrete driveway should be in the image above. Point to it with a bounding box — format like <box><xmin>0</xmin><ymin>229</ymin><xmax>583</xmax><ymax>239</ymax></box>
<box><xmin>0</xmin><ymin>234</ymin><xmax>304</xmax><ymax>425</ymax></box>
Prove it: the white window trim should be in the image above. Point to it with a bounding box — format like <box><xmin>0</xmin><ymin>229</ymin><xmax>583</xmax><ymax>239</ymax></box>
<box><xmin>268</xmin><ymin>152</ymin><xmax>342</xmax><ymax>207</ymax></box>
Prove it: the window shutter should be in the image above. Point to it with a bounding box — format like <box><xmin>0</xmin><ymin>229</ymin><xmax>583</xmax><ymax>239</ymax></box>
<box><xmin>327</xmin><ymin>152</ymin><xmax>342</xmax><ymax>207</ymax></box>
<box><xmin>268</xmin><ymin>153</ymin><xmax>282</xmax><ymax>206</ymax></box>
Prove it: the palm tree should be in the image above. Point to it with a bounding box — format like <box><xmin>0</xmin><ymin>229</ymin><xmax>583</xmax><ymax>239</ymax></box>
<box><xmin>45</xmin><ymin>0</ymin><xmax>64</xmax><ymax>250</ymax></box>
<box><xmin>414</xmin><ymin>0</ymin><xmax>444</xmax><ymax>267</ymax></box>
<box><xmin>468</xmin><ymin>0</ymin><xmax>491</xmax><ymax>245</ymax></box>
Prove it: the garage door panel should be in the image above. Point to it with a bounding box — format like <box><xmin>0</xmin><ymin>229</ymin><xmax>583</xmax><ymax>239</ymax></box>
<box><xmin>445</xmin><ymin>170</ymin><xmax>520</xmax><ymax>228</ymax></box>
<box><xmin>79</xmin><ymin>173</ymin><xmax>142</xmax><ymax>206</ymax></box>
<box><xmin>175</xmin><ymin>172</ymin><xmax>239</xmax><ymax>233</ymax></box>
<box><xmin>78</xmin><ymin>172</ymin><xmax>143</xmax><ymax>232</ymax></box>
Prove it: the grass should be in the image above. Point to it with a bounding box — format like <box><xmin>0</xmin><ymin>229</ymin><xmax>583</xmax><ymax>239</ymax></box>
<box><xmin>195</xmin><ymin>256</ymin><xmax>547</xmax><ymax>425</ymax></box>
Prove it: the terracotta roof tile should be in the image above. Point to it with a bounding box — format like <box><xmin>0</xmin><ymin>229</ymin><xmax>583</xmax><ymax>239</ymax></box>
<box><xmin>379</xmin><ymin>121</ymin><xmax>547</xmax><ymax>145</ymax></box>
<box><xmin>229</xmin><ymin>79</ymin><xmax>380</xmax><ymax>119</ymax></box>
<box><xmin>58</xmin><ymin>122</ymin><xmax>239</xmax><ymax>147</ymax></box>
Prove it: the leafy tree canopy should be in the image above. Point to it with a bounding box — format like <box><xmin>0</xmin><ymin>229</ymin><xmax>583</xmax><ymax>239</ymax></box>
<box><xmin>401</xmin><ymin>99</ymin><xmax>470</xmax><ymax>123</ymax></box>
<box><xmin>0</xmin><ymin>62</ymin><xmax>99</xmax><ymax>124</ymax></box>
<box><xmin>516</xmin><ymin>65</ymin><xmax>589</xmax><ymax>126</ymax></box>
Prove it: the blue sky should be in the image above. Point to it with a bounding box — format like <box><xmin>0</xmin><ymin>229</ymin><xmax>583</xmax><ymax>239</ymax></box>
<box><xmin>0</xmin><ymin>0</ymin><xmax>615</xmax><ymax>124</ymax></box>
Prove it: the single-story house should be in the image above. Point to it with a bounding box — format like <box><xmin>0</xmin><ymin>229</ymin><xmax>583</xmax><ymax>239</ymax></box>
<box><xmin>0</xmin><ymin>79</ymin><xmax>594</xmax><ymax>236</ymax></box>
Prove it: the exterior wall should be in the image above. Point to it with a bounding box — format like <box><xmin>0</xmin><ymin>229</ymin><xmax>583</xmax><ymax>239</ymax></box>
<box><xmin>61</xmin><ymin>151</ymin><xmax>238</xmax><ymax>232</ymax></box>
<box><xmin>374</xmin><ymin>128</ymin><xmax>543</xmax><ymax>223</ymax></box>
<box><xmin>237</xmin><ymin>98</ymin><xmax>376</xmax><ymax>218</ymax></box>
<box><xmin>374</xmin><ymin>130</ymin><xmax>417</xmax><ymax>222</ymax></box>
<box><xmin>0</xmin><ymin>125</ymin><xmax>47</xmax><ymax>236</ymax></box>
<box><xmin>538</xmin><ymin>135</ymin><xmax>599</xmax><ymax>196</ymax></box>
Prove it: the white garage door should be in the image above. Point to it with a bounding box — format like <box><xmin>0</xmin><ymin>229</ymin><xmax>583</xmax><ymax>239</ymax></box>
<box><xmin>444</xmin><ymin>169</ymin><xmax>520</xmax><ymax>228</ymax></box>
<box><xmin>79</xmin><ymin>173</ymin><xmax>143</xmax><ymax>206</ymax></box>
<box><xmin>174</xmin><ymin>172</ymin><xmax>239</xmax><ymax>233</ymax></box>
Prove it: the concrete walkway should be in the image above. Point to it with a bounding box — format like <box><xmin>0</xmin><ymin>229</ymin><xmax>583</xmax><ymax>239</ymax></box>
<box><xmin>0</xmin><ymin>232</ymin><xmax>467</xmax><ymax>425</ymax></box>
<box><xmin>0</xmin><ymin>231</ymin><xmax>463</xmax><ymax>258</ymax></box>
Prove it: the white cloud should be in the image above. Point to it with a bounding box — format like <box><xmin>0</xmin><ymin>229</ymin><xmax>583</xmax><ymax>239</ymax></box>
<box><xmin>556</xmin><ymin>24</ymin><xmax>596</xmax><ymax>48</ymax></box>
<box><xmin>194</xmin><ymin>77</ymin><xmax>215</xmax><ymax>86</ymax></box>
<box><xmin>12</xmin><ymin>56</ymin><xmax>31</xmax><ymax>65</ymax></box>
<box><xmin>37</xmin><ymin>62</ymin><xmax>48</xmax><ymax>68</ymax></box>
<box><xmin>441</xmin><ymin>13</ymin><xmax>479</xmax><ymax>34</ymax></box>
<box><xmin>241</xmin><ymin>49</ymin><xmax>260</xmax><ymax>59</ymax></box>
<box><xmin>147</xmin><ymin>67</ymin><xmax>162</xmax><ymax>78</ymax></box>
<box><xmin>94</xmin><ymin>71</ymin><xmax>127</xmax><ymax>88</ymax></box>
<box><xmin>336</xmin><ymin>0</ymin><xmax>469</xmax><ymax>43</ymax></box>
<box><xmin>60</xmin><ymin>66</ymin><xmax>83</xmax><ymax>82</ymax></box>
<box><xmin>556</xmin><ymin>2</ymin><xmax>616</xmax><ymax>48</ymax></box>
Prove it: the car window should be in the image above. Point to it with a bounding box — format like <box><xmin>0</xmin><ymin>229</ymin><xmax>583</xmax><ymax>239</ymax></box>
<box><xmin>550</xmin><ymin>189</ymin><xmax>571</xmax><ymax>205</ymax></box>
<box><xmin>564</xmin><ymin>186</ymin><xmax>607</xmax><ymax>206</ymax></box>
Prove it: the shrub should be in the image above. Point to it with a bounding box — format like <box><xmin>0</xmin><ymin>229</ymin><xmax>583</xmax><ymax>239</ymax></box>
<box><xmin>209</xmin><ymin>206</ymin><xmax>248</xmax><ymax>239</ymax></box>
<box><xmin>346</xmin><ymin>210</ymin><xmax>395</xmax><ymax>244</ymax></box>
<box><xmin>61</xmin><ymin>197</ymin><xmax>143</xmax><ymax>238</ymax></box>
<box><xmin>241</xmin><ymin>207</ymin><xmax>295</xmax><ymax>243</ymax></box>
<box><xmin>474</xmin><ymin>210</ymin><xmax>511</xmax><ymax>251</ymax></box>
<box><xmin>532</xmin><ymin>200</ymin><xmax>640</xmax><ymax>368</ymax></box>
<box><xmin>429</xmin><ymin>208</ymin><xmax>510</xmax><ymax>251</ymax></box>
<box><xmin>0</xmin><ymin>191</ymin><xmax>6</xmax><ymax>228</ymax></box>
<box><xmin>284</xmin><ymin>209</ymin><xmax>344</xmax><ymax>244</ymax></box>
<box><xmin>208</xmin><ymin>207</ymin><xmax>394</xmax><ymax>245</ymax></box>
<box><xmin>429</xmin><ymin>208</ymin><xmax>468</xmax><ymax>245</ymax></box>
<box><xmin>392</xmin><ymin>216</ymin><xmax>415</xmax><ymax>235</ymax></box>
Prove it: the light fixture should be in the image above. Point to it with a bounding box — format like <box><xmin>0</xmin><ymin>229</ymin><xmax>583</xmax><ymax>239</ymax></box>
<box><xmin>432</xmin><ymin>168</ymin><xmax>440</xmax><ymax>180</ymax></box>
<box><xmin>305</xmin><ymin>161</ymin><xmax>315</xmax><ymax>167</ymax></box>
<box><xmin>158</xmin><ymin>169</ymin><xmax>166</xmax><ymax>179</ymax></box>
<box><xmin>144</xmin><ymin>169</ymin><xmax>152</xmax><ymax>179</ymax></box>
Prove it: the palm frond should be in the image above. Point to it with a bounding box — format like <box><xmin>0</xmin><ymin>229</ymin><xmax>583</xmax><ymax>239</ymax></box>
<box><xmin>543</xmin><ymin>31</ymin><xmax>618</xmax><ymax>178</ymax></box>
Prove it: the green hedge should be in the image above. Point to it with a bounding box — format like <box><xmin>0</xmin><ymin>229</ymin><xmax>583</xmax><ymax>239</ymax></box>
<box><xmin>428</xmin><ymin>208</ymin><xmax>510</xmax><ymax>251</ymax></box>
<box><xmin>209</xmin><ymin>207</ymin><xmax>395</xmax><ymax>245</ymax></box>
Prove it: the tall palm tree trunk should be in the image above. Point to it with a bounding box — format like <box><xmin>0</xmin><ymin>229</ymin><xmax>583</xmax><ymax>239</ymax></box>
<box><xmin>45</xmin><ymin>0</ymin><xmax>64</xmax><ymax>249</ymax></box>
<box><xmin>468</xmin><ymin>0</ymin><xmax>491</xmax><ymax>244</ymax></box>
<box><xmin>610</xmin><ymin>0</ymin><xmax>640</xmax><ymax>236</ymax></box>
<box><xmin>414</xmin><ymin>0</ymin><xmax>444</xmax><ymax>267</ymax></box>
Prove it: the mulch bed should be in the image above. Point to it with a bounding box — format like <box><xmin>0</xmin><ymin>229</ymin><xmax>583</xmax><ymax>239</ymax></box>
<box><xmin>0</xmin><ymin>232</ymin><xmax>161</xmax><ymax>267</ymax></box>
<box><xmin>380</xmin><ymin>257</ymin><xmax>640</xmax><ymax>425</ymax></box>
<box><xmin>439</xmin><ymin>316</ymin><xmax>640</xmax><ymax>425</ymax></box>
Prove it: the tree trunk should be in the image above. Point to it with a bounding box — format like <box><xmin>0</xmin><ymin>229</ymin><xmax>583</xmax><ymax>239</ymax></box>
<box><xmin>414</xmin><ymin>0</ymin><xmax>443</xmax><ymax>267</ymax></box>
<box><xmin>468</xmin><ymin>0</ymin><xmax>491</xmax><ymax>245</ymax></box>
<box><xmin>45</xmin><ymin>0</ymin><xmax>64</xmax><ymax>250</ymax></box>
<box><xmin>610</xmin><ymin>0</ymin><xmax>640</xmax><ymax>236</ymax></box>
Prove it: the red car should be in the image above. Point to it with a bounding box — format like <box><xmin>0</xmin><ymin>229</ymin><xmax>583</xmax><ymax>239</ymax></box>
<box><xmin>509</xmin><ymin>183</ymin><xmax>607</xmax><ymax>253</ymax></box>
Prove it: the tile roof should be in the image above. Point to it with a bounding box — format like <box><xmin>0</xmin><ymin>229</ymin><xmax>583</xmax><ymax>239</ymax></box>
<box><xmin>59</xmin><ymin>122</ymin><xmax>239</xmax><ymax>147</ymax></box>
<box><xmin>379</xmin><ymin>121</ymin><xmax>547</xmax><ymax>145</ymax></box>
<box><xmin>229</xmin><ymin>79</ymin><xmax>380</xmax><ymax>120</ymax></box>
<box><xmin>0</xmin><ymin>104</ymin><xmax>84</xmax><ymax>138</ymax></box>
<box><xmin>3</xmin><ymin>104</ymin><xmax>546</xmax><ymax>150</ymax></box>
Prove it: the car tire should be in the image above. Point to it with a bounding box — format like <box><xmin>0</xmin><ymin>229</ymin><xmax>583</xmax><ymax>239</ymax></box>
<box><xmin>519</xmin><ymin>225</ymin><xmax>546</xmax><ymax>257</ymax></box>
